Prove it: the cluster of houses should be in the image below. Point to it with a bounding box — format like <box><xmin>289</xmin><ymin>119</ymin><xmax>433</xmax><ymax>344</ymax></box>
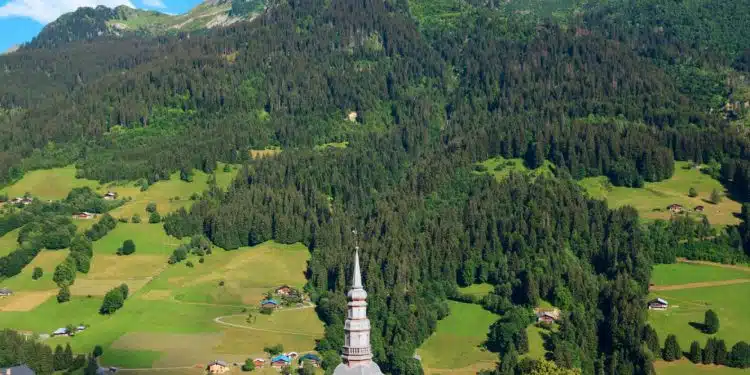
<box><xmin>260</xmin><ymin>285</ymin><xmax>308</xmax><ymax>309</ymax></box>
<box><xmin>206</xmin><ymin>353</ymin><xmax>321</xmax><ymax>374</ymax></box>
<box><xmin>7</xmin><ymin>196</ymin><xmax>33</xmax><ymax>205</ymax></box>
<box><xmin>668</xmin><ymin>204</ymin><xmax>704</xmax><ymax>214</ymax></box>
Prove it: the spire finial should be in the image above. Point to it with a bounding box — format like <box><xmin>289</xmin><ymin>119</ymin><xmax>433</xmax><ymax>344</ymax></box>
<box><xmin>353</xmin><ymin>247</ymin><xmax>363</xmax><ymax>289</ymax></box>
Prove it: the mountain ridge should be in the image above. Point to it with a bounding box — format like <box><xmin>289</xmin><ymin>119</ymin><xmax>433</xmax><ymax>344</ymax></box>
<box><xmin>22</xmin><ymin>0</ymin><xmax>265</xmax><ymax>50</ymax></box>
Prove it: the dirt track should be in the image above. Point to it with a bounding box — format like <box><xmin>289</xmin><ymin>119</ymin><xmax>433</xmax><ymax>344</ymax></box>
<box><xmin>649</xmin><ymin>278</ymin><xmax>750</xmax><ymax>291</ymax></box>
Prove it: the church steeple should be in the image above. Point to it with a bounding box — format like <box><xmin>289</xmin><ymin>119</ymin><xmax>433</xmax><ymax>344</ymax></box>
<box><xmin>334</xmin><ymin>238</ymin><xmax>383</xmax><ymax>375</ymax></box>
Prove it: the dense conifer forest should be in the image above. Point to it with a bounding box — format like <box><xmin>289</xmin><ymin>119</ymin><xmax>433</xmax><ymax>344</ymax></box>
<box><xmin>1</xmin><ymin>0</ymin><xmax>750</xmax><ymax>374</ymax></box>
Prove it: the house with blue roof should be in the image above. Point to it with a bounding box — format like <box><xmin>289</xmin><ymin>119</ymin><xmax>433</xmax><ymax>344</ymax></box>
<box><xmin>271</xmin><ymin>354</ymin><xmax>291</xmax><ymax>368</ymax></box>
<box><xmin>298</xmin><ymin>353</ymin><xmax>321</xmax><ymax>367</ymax></box>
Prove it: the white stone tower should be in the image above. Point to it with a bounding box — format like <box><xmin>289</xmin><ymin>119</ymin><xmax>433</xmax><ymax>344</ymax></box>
<box><xmin>333</xmin><ymin>248</ymin><xmax>383</xmax><ymax>375</ymax></box>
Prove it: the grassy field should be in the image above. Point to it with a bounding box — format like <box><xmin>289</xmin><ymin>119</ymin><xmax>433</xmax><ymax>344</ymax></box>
<box><xmin>417</xmin><ymin>301</ymin><xmax>499</xmax><ymax>371</ymax></box>
<box><xmin>458</xmin><ymin>283</ymin><xmax>494</xmax><ymax>298</ymax></box>
<box><xmin>651</xmin><ymin>263</ymin><xmax>750</xmax><ymax>286</ymax></box>
<box><xmin>525</xmin><ymin>324</ymin><xmax>552</xmax><ymax>360</ymax></box>
<box><xmin>648</xmin><ymin>281</ymin><xmax>750</xmax><ymax>351</ymax></box>
<box><xmin>92</xmin><ymin>223</ymin><xmax>182</xmax><ymax>256</ymax></box>
<box><xmin>250</xmin><ymin>147</ymin><xmax>282</xmax><ymax>159</ymax></box>
<box><xmin>0</xmin><ymin>250</ymin><xmax>69</xmax><ymax>292</ymax></box>
<box><xmin>315</xmin><ymin>141</ymin><xmax>349</xmax><ymax>151</ymax></box>
<box><xmin>0</xmin><ymin>228</ymin><xmax>21</xmax><ymax>257</ymax></box>
<box><xmin>474</xmin><ymin>157</ymin><xmax>555</xmax><ymax>181</ymax></box>
<box><xmin>655</xmin><ymin>360</ymin><xmax>748</xmax><ymax>375</ymax></box>
<box><xmin>0</xmin><ymin>166</ymin><xmax>100</xmax><ymax>200</ymax></box>
<box><xmin>579</xmin><ymin>162</ymin><xmax>742</xmax><ymax>226</ymax></box>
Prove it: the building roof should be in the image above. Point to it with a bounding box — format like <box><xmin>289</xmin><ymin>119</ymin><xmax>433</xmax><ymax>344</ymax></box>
<box><xmin>52</xmin><ymin>328</ymin><xmax>68</xmax><ymax>335</ymax></box>
<box><xmin>299</xmin><ymin>354</ymin><xmax>321</xmax><ymax>362</ymax></box>
<box><xmin>0</xmin><ymin>365</ymin><xmax>35</xmax><ymax>375</ymax></box>
<box><xmin>0</xmin><ymin>288</ymin><xmax>12</xmax><ymax>294</ymax></box>
<box><xmin>333</xmin><ymin>362</ymin><xmax>383</xmax><ymax>375</ymax></box>
<box><xmin>254</xmin><ymin>358</ymin><xmax>266</xmax><ymax>362</ymax></box>
<box><xmin>207</xmin><ymin>360</ymin><xmax>228</xmax><ymax>367</ymax></box>
<box><xmin>261</xmin><ymin>299</ymin><xmax>279</xmax><ymax>305</ymax></box>
<box><xmin>650</xmin><ymin>298</ymin><xmax>668</xmax><ymax>305</ymax></box>
<box><xmin>271</xmin><ymin>355</ymin><xmax>291</xmax><ymax>363</ymax></box>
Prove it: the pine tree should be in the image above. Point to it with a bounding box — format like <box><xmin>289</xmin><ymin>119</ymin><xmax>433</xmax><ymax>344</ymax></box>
<box><xmin>53</xmin><ymin>344</ymin><xmax>66</xmax><ymax>371</ymax></box>
<box><xmin>703</xmin><ymin>338</ymin><xmax>717</xmax><ymax>364</ymax></box>
<box><xmin>715</xmin><ymin>339</ymin><xmax>728</xmax><ymax>365</ymax></box>
<box><xmin>689</xmin><ymin>341</ymin><xmax>702</xmax><ymax>363</ymax></box>
<box><xmin>704</xmin><ymin>309</ymin><xmax>720</xmax><ymax>334</ymax></box>
<box><xmin>730</xmin><ymin>341</ymin><xmax>750</xmax><ymax>368</ymax></box>
<box><xmin>710</xmin><ymin>188</ymin><xmax>722</xmax><ymax>204</ymax></box>
<box><xmin>643</xmin><ymin>325</ymin><xmax>660</xmax><ymax>358</ymax></box>
<box><xmin>84</xmin><ymin>355</ymin><xmax>98</xmax><ymax>375</ymax></box>
<box><xmin>663</xmin><ymin>334</ymin><xmax>681</xmax><ymax>361</ymax></box>
<box><xmin>64</xmin><ymin>343</ymin><xmax>74</xmax><ymax>369</ymax></box>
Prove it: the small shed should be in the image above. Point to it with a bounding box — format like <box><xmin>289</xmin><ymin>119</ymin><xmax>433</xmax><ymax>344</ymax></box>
<box><xmin>694</xmin><ymin>205</ymin><xmax>705</xmax><ymax>213</ymax></box>
<box><xmin>537</xmin><ymin>311</ymin><xmax>557</xmax><ymax>324</ymax></box>
<box><xmin>253</xmin><ymin>358</ymin><xmax>266</xmax><ymax>367</ymax></box>
<box><xmin>52</xmin><ymin>328</ymin><xmax>68</xmax><ymax>336</ymax></box>
<box><xmin>76</xmin><ymin>212</ymin><xmax>96</xmax><ymax>220</ymax></box>
<box><xmin>103</xmin><ymin>192</ymin><xmax>118</xmax><ymax>200</ymax></box>
<box><xmin>206</xmin><ymin>360</ymin><xmax>229</xmax><ymax>374</ymax></box>
<box><xmin>668</xmin><ymin>204</ymin><xmax>683</xmax><ymax>213</ymax></box>
<box><xmin>0</xmin><ymin>288</ymin><xmax>13</xmax><ymax>297</ymax></box>
<box><xmin>648</xmin><ymin>298</ymin><xmax>669</xmax><ymax>310</ymax></box>
<box><xmin>261</xmin><ymin>299</ymin><xmax>279</xmax><ymax>308</ymax></box>
<box><xmin>298</xmin><ymin>354</ymin><xmax>321</xmax><ymax>367</ymax></box>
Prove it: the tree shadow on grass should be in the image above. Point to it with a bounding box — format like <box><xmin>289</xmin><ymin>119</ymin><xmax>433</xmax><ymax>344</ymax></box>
<box><xmin>689</xmin><ymin>321</ymin><xmax>706</xmax><ymax>333</ymax></box>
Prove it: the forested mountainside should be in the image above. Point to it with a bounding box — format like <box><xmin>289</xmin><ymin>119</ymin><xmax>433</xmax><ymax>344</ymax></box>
<box><xmin>1</xmin><ymin>0</ymin><xmax>750</xmax><ymax>374</ymax></box>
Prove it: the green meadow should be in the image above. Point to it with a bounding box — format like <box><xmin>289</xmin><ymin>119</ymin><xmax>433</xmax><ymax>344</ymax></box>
<box><xmin>0</xmin><ymin>228</ymin><xmax>21</xmax><ymax>257</ymax></box>
<box><xmin>579</xmin><ymin>162</ymin><xmax>741</xmax><ymax>226</ymax></box>
<box><xmin>417</xmin><ymin>301</ymin><xmax>499</xmax><ymax>371</ymax></box>
<box><xmin>648</xmin><ymin>281</ymin><xmax>750</xmax><ymax>351</ymax></box>
<box><xmin>655</xmin><ymin>360</ymin><xmax>748</xmax><ymax>375</ymax></box>
<box><xmin>458</xmin><ymin>283</ymin><xmax>494</xmax><ymax>298</ymax></box>
<box><xmin>651</xmin><ymin>263</ymin><xmax>750</xmax><ymax>286</ymax></box>
<box><xmin>474</xmin><ymin>157</ymin><xmax>555</xmax><ymax>181</ymax></box>
<box><xmin>0</xmin><ymin>165</ymin><xmax>323</xmax><ymax>369</ymax></box>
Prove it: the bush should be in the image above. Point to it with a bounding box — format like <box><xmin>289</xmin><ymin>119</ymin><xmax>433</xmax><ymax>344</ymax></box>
<box><xmin>149</xmin><ymin>211</ymin><xmax>161</xmax><ymax>224</ymax></box>
<box><xmin>263</xmin><ymin>344</ymin><xmax>284</xmax><ymax>356</ymax></box>
<box><xmin>117</xmin><ymin>239</ymin><xmax>136</xmax><ymax>256</ymax></box>
<box><xmin>688</xmin><ymin>187</ymin><xmax>698</xmax><ymax>197</ymax></box>
<box><xmin>57</xmin><ymin>286</ymin><xmax>71</xmax><ymax>303</ymax></box>
<box><xmin>186</xmin><ymin>261</ymin><xmax>194</xmax><ymax>268</ymax></box>
<box><xmin>199</xmin><ymin>257</ymin><xmax>205</xmax><ymax>264</ymax></box>
<box><xmin>710</xmin><ymin>189</ymin><xmax>722</xmax><ymax>204</ymax></box>
<box><xmin>93</xmin><ymin>345</ymin><xmax>103</xmax><ymax>358</ymax></box>
<box><xmin>32</xmin><ymin>267</ymin><xmax>43</xmax><ymax>280</ymax></box>
<box><xmin>704</xmin><ymin>309</ymin><xmax>720</xmax><ymax>334</ymax></box>
<box><xmin>145</xmin><ymin>202</ymin><xmax>157</xmax><ymax>213</ymax></box>
<box><xmin>131</xmin><ymin>214</ymin><xmax>141</xmax><ymax>223</ymax></box>
<box><xmin>99</xmin><ymin>287</ymin><xmax>125</xmax><ymax>314</ymax></box>
<box><xmin>260</xmin><ymin>306</ymin><xmax>274</xmax><ymax>315</ymax></box>
<box><xmin>242</xmin><ymin>358</ymin><xmax>255</xmax><ymax>372</ymax></box>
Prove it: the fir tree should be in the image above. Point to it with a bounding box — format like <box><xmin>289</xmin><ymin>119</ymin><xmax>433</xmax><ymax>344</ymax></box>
<box><xmin>689</xmin><ymin>341</ymin><xmax>702</xmax><ymax>363</ymax></box>
<box><xmin>663</xmin><ymin>335</ymin><xmax>681</xmax><ymax>361</ymax></box>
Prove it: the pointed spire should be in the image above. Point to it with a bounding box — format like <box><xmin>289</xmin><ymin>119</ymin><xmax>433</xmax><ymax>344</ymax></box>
<box><xmin>352</xmin><ymin>248</ymin><xmax>363</xmax><ymax>289</ymax></box>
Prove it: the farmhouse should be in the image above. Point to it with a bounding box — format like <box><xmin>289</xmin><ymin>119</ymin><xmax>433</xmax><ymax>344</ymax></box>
<box><xmin>276</xmin><ymin>285</ymin><xmax>292</xmax><ymax>296</ymax></box>
<box><xmin>260</xmin><ymin>299</ymin><xmax>279</xmax><ymax>308</ymax></box>
<box><xmin>75</xmin><ymin>212</ymin><xmax>96</xmax><ymax>220</ymax></box>
<box><xmin>0</xmin><ymin>364</ymin><xmax>35</xmax><ymax>375</ymax></box>
<box><xmin>10</xmin><ymin>197</ymin><xmax>33</xmax><ymax>205</ymax></box>
<box><xmin>648</xmin><ymin>298</ymin><xmax>669</xmax><ymax>310</ymax></box>
<box><xmin>253</xmin><ymin>358</ymin><xmax>266</xmax><ymax>367</ymax></box>
<box><xmin>206</xmin><ymin>360</ymin><xmax>229</xmax><ymax>374</ymax></box>
<box><xmin>537</xmin><ymin>311</ymin><xmax>558</xmax><ymax>324</ymax></box>
<box><xmin>103</xmin><ymin>192</ymin><xmax>118</xmax><ymax>200</ymax></box>
<box><xmin>298</xmin><ymin>353</ymin><xmax>321</xmax><ymax>367</ymax></box>
<box><xmin>271</xmin><ymin>354</ymin><xmax>291</xmax><ymax>368</ymax></box>
<box><xmin>0</xmin><ymin>288</ymin><xmax>13</xmax><ymax>297</ymax></box>
<box><xmin>694</xmin><ymin>205</ymin><xmax>705</xmax><ymax>212</ymax></box>
<box><xmin>668</xmin><ymin>204</ymin><xmax>683</xmax><ymax>213</ymax></box>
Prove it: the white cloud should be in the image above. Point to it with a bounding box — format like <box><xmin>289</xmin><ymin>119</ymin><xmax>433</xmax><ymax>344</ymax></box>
<box><xmin>141</xmin><ymin>0</ymin><xmax>166</xmax><ymax>8</ymax></box>
<box><xmin>0</xmin><ymin>0</ymin><xmax>136</xmax><ymax>24</ymax></box>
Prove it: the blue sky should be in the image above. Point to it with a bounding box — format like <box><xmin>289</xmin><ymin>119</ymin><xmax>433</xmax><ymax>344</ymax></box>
<box><xmin>0</xmin><ymin>0</ymin><xmax>204</xmax><ymax>52</ymax></box>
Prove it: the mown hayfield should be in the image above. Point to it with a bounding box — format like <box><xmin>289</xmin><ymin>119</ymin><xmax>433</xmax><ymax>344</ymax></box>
<box><xmin>474</xmin><ymin>157</ymin><xmax>555</xmax><ymax>181</ymax></box>
<box><xmin>92</xmin><ymin>223</ymin><xmax>181</xmax><ymax>256</ymax></box>
<box><xmin>655</xmin><ymin>360</ymin><xmax>748</xmax><ymax>375</ymax></box>
<box><xmin>417</xmin><ymin>301</ymin><xmax>499</xmax><ymax>371</ymax></box>
<box><xmin>0</xmin><ymin>166</ymin><xmax>100</xmax><ymax>200</ymax></box>
<box><xmin>0</xmin><ymin>250</ymin><xmax>69</xmax><ymax>291</ymax></box>
<box><xmin>143</xmin><ymin>241</ymin><xmax>309</xmax><ymax>306</ymax></box>
<box><xmin>458</xmin><ymin>283</ymin><xmax>494</xmax><ymax>298</ymax></box>
<box><xmin>648</xmin><ymin>282</ymin><xmax>750</xmax><ymax>350</ymax></box>
<box><xmin>652</xmin><ymin>263</ymin><xmax>750</xmax><ymax>286</ymax></box>
<box><xmin>0</xmin><ymin>296</ymin><xmax>106</xmax><ymax>334</ymax></box>
<box><xmin>72</xmin><ymin>254</ymin><xmax>165</xmax><ymax>296</ymax></box>
<box><xmin>0</xmin><ymin>228</ymin><xmax>21</xmax><ymax>257</ymax></box>
<box><xmin>0</xmin><ymin>290</ymin><xmax>56</xmax><ymax>312</ymax></box>
<box><xmin>222</xmin><ymin>307</ymin><xmax>324</xmax><ymax>337</ymax></box>
<box><xmin>579</xmin><ymin>162</ymin><xmax>741</xmax><ymax>226</ymax></box>
<box><xmin>250</xmin><ymin>148</ymin><xmax>282</xmax><ymax>159</ymax></box>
